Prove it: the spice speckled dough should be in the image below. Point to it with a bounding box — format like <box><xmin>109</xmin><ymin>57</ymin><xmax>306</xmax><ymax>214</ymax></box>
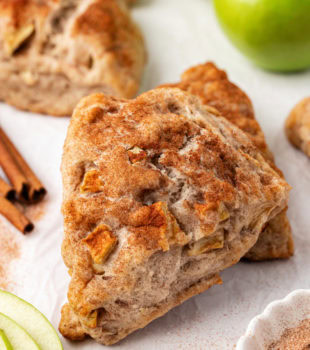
<box><xmin>0</xmin><ymin>0</ymin><xmax>145</xmax><ymax>116</ymax></box>
<box><xmin>162</xmin><ymin>62</ymin><xmax>293</xmax><ymax>261</ymax></box>
<box><xmin>285</xmin><ymin>97</ymin><xmax>310</xmax><ymax>157</ymax></box>
<box><xmin>59</xmin><ymin>88</ymin><xmax>290</xmax><ymax>345</ymax></box>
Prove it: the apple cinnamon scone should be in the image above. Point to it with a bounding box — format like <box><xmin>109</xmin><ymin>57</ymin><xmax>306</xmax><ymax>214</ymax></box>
<box><xmin>162</xmin><ymin>62</ymin><xmax>293</xmax><ymax>261</ymax></box>
<box><xmin>285</xmin><ymin>97</ymin><xmax>310</xmax><ymax>157</ymax></box>
<box><xmin>59</xmin><ymin>88</ymin><xmax>290</xmax><ymax>345</ymax></box>
<box><xmin>0</xmin><ymin>0</ymin><xmax>145</xmax><ymax>116</ymax></box>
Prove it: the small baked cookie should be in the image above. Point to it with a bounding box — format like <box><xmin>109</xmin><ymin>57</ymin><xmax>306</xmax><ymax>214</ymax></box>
<box><xmin>59</xmin><ymin>88</ymin><xmax>290</xmax><ymax>344</ymax></box>
<box><xmin>285</xmin><ymin>97</ymin><xmax>310</xmax><ymax>157</ymax></box>
<box><xmin>0</xmin><ymin>0</ymin><xmax>146</xmax><ymax>116</ymax></box>
<box><xmin>162</xmin><ymin>62</ymin><xmax>294</xmax><ymax>261</ymax></box>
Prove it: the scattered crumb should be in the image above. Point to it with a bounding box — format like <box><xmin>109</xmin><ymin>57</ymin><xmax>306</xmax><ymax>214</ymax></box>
<box><xmin>268</xmin><ymin>319</ymin><xmax>310</xmax><ymax>350</ymax></box>
<box><xmin>0</xmin><ymin>221</ymin><xmax>20</xmax><ymax>290</ymax></box>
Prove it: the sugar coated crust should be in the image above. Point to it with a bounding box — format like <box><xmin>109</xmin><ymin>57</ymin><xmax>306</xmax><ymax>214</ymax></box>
<box><xmin>59</xmin><ymin>88</ymin><xmax>290</xmax><ymax>344</ymax></box>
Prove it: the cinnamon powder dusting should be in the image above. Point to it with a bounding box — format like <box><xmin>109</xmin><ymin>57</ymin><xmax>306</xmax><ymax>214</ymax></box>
<box><xmin>23</xmin><ymin>200</ymin><xmax>46</xmax><ymax>222</ymax></box>
<box><xmin>0</xmin><ymin>221</ymin><xmax>20</xmax><ymax>290</ymax></box>
<box><xmin>268</xmin><ymin>319</ymin><xmax>310</xmax><ymax>350</ymax></box>
<box><xmin>0</xmin><ymin>199</ymin><xmax>45</xmax><ymax>290</ymax></box>
<box><xmin>15</xmin><ymin>199</ymin><xmax>47</xmax><ymax>222</ymax></box>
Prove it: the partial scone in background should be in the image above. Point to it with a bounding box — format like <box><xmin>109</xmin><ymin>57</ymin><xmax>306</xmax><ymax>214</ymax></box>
<box><xmin>59</xmin><ymin>88</ymin><xmax>290</xmax><ymax>345</ymax></box>
<box><xmin>0</xmin><ymin>0</ymin><xmax>145</xmax><ymax>116</ymax></box>
<box><xmin>286</xmin><ymin>97</ymin><xmax>310</xmax><ymax>157</ymax></box>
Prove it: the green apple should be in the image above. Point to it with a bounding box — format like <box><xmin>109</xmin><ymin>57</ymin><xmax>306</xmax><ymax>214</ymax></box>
<box><xmin>0</xmin><ymin>290</ymin><xmax>63</xmax><ymax>350</ymax></box>
<box><xmin>214</xmin><ymin>0</ymin><xmax>310</xmax><ymax>71</ymax></box>
<box><xmin>0</xmin><ymin>312</ymin><xmax>39</xmax><ymax>350</ymax></box>
<box><xmin>0</xmin><ymin>329</ymin><xmax>13</xmax><ymax>350</ymax></box>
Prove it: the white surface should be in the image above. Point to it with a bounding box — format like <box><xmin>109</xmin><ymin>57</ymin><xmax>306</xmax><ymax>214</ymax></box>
<box><xmin>237</xmin><ymin>290</ymin><xmax>310</xmax><ymax>349</ymax></box>
<box><xmin>0</xmin><ymin>0</ymin><xmax>310</xmax><ymax>349</ymax></box>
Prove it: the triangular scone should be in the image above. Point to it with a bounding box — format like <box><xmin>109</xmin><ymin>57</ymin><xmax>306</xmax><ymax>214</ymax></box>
<box><xmin>59</xmin><ymin>89</ymin><xmax>290</xmax><ymax>344</ymax></box>
<box><xmin>0</xmin><ymin>0</ymin><xmax>145</xmax><ymax>116</ymax></box>
<box><xmin>162</xmin><ymin>62</ymin><xmax>293</xmax><ymax>261</ymax></box>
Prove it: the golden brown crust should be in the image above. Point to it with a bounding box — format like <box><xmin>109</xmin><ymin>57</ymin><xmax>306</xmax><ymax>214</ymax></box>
<box><xmin>161</xmin><ymin>63</ymin><xmax>268</xmax><ymax>158</ymax></box>
<box><xmin>0</xmin><ymin>0</ymin><xmax>49</xmax><ymax>28</ymax></box>
<box><xmin>59</xmin><ymin>303</ymin><xmax>86</xmax><ymax>341</ymax></box>
<box><xmin>285</xmin><ymin>97</ymin><xmax>310</xmax><ymax>157</ymax></box>
<box><xmin>0</xmin><ymin>0</ymin><xmax>145</xmax><ymax>116</ymax></box>
<box><xmin>162</xmin><ymin>62</ymin><xmax>293</xmax><ymax>261</ymax></box>
<box><xmin>60</xmin><ymin>88</ymin><xmax>290</xmax><ymax>344</ymax></box>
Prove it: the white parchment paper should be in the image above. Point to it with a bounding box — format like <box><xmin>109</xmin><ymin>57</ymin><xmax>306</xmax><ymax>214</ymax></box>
<box><xmin>1</xmin><ymin>0</ymin><xmax>310</xmax><ymax>349</ymax></box>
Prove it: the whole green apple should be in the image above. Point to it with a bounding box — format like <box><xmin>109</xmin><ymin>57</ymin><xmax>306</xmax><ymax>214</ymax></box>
<box><xmin>213</xmin><ymin>0</ymin><xmax>310</xmax><ymax>71</ymax></box>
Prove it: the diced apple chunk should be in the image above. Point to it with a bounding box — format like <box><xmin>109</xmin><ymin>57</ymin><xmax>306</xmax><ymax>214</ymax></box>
<box><xmin>187</xmin><ymin>232</ymin><xmax>224</xmax><ymax>256</ymax></box>
<box><xmin>4</xmin><ymin>24</ymin><xmax>34</xmax><ymax>55</ymax></box>
<box><xmin>82</xmin><ymin>225</ymin><xmax>118</xmax><ymax>264</ymax></box>
<box><xmin>80</xmin><ymin>169</ymin><xmax>104</xmax><ymax>193</ymax></box>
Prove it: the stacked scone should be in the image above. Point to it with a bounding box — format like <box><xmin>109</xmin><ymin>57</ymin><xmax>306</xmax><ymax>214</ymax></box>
<box><xmin>162</xmin><ymin>62</ymin><xmax>293</xmax><ymax>261</ymax></box>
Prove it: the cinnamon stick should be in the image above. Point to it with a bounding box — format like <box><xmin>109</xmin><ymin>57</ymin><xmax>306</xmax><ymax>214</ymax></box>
<box><xmin>0</xmin><ymin>177</ymin><xmax>15</xmax><ymax>201</ymax></box>
<box><xmin>0</xmin><ymin>196</ymin><xmax>34</xmax><ymax>233</ymax></box>
<box><xmin>0</xmin><ymin>128</ymin><xmax>46</xmax><ymax>203</ymax></box>
<box><xmin>0</xmin><ymin>135</ymin><xmax>29</xmax><ymax>200</ymax></box>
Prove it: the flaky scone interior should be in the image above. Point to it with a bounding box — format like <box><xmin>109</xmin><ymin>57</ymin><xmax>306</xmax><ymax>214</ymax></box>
<box><xmin>59</xmin><ymin>88</ymin><xmax>290</xmax><ymax>345</ymax></box>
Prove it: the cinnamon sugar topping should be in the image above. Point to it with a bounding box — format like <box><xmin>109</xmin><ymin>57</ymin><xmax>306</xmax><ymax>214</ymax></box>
<box><xmin>0</xmin><ymin>221</ymin><xmax>20</xmax><ymax>290</ymax></box>
<box><xmin>268</xmin><ymin>319</ymin><xmax>310</xmax><ymax>350</ymax></box>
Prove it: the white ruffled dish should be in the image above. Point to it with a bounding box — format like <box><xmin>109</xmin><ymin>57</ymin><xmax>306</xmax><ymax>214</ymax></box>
<box><xmin>237</xmin><ymin>289</ymin><xmax>310</xmax><ymax>349</ymax></box>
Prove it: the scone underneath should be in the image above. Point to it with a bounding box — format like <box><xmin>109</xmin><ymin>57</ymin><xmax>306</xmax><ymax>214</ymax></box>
<box><xmin>59</xmin><ymin>89</ymin><xmax>290</xmax><ymax>344</ymax></box>
<box><xmin>162</xmin><ymin>62</ymin><xmax>293</xmax><ymax>261</ymax></box>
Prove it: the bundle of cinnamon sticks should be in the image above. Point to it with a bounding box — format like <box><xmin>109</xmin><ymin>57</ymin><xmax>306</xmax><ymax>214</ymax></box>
<box><xmin>0</xmin><ymin>127</ymin><xmax>46</xmax><ymax>233</ymax></box>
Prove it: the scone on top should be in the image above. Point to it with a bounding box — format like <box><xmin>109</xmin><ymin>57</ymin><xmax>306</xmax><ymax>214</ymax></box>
<box><xmin>0</xmin><ymin>0</ymin><xmax>145</xmax><ymax>116</ymax></box>
<box><xmin>59</xmin><ymin>88</ymin><xmax>290</xmax><ymax>345</ymax></box>
<box><xmin>285</xmin><ymin>97</ymin><xmax>310</xmax><ymax>157</ymax></box>
<box><xmin>161</xmin><ymin>62</ymin><xmax>293</xmax><ymax>261</ymax></box>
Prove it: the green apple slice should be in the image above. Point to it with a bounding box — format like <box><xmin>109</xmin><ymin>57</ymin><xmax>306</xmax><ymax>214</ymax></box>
<box><xmin>0</xmin><ymin>329</ymin><xmax>13</xmax><ymax>350</ymax></box>
<box><xmin>0</xmin><ymin>290</ymin><xmax>63</xmax><ymax>350</ymax></box>
<box><xmin>0</xmin><ymin>312</ymin><xmax>39</xmax><ymax>350</ymax></box>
